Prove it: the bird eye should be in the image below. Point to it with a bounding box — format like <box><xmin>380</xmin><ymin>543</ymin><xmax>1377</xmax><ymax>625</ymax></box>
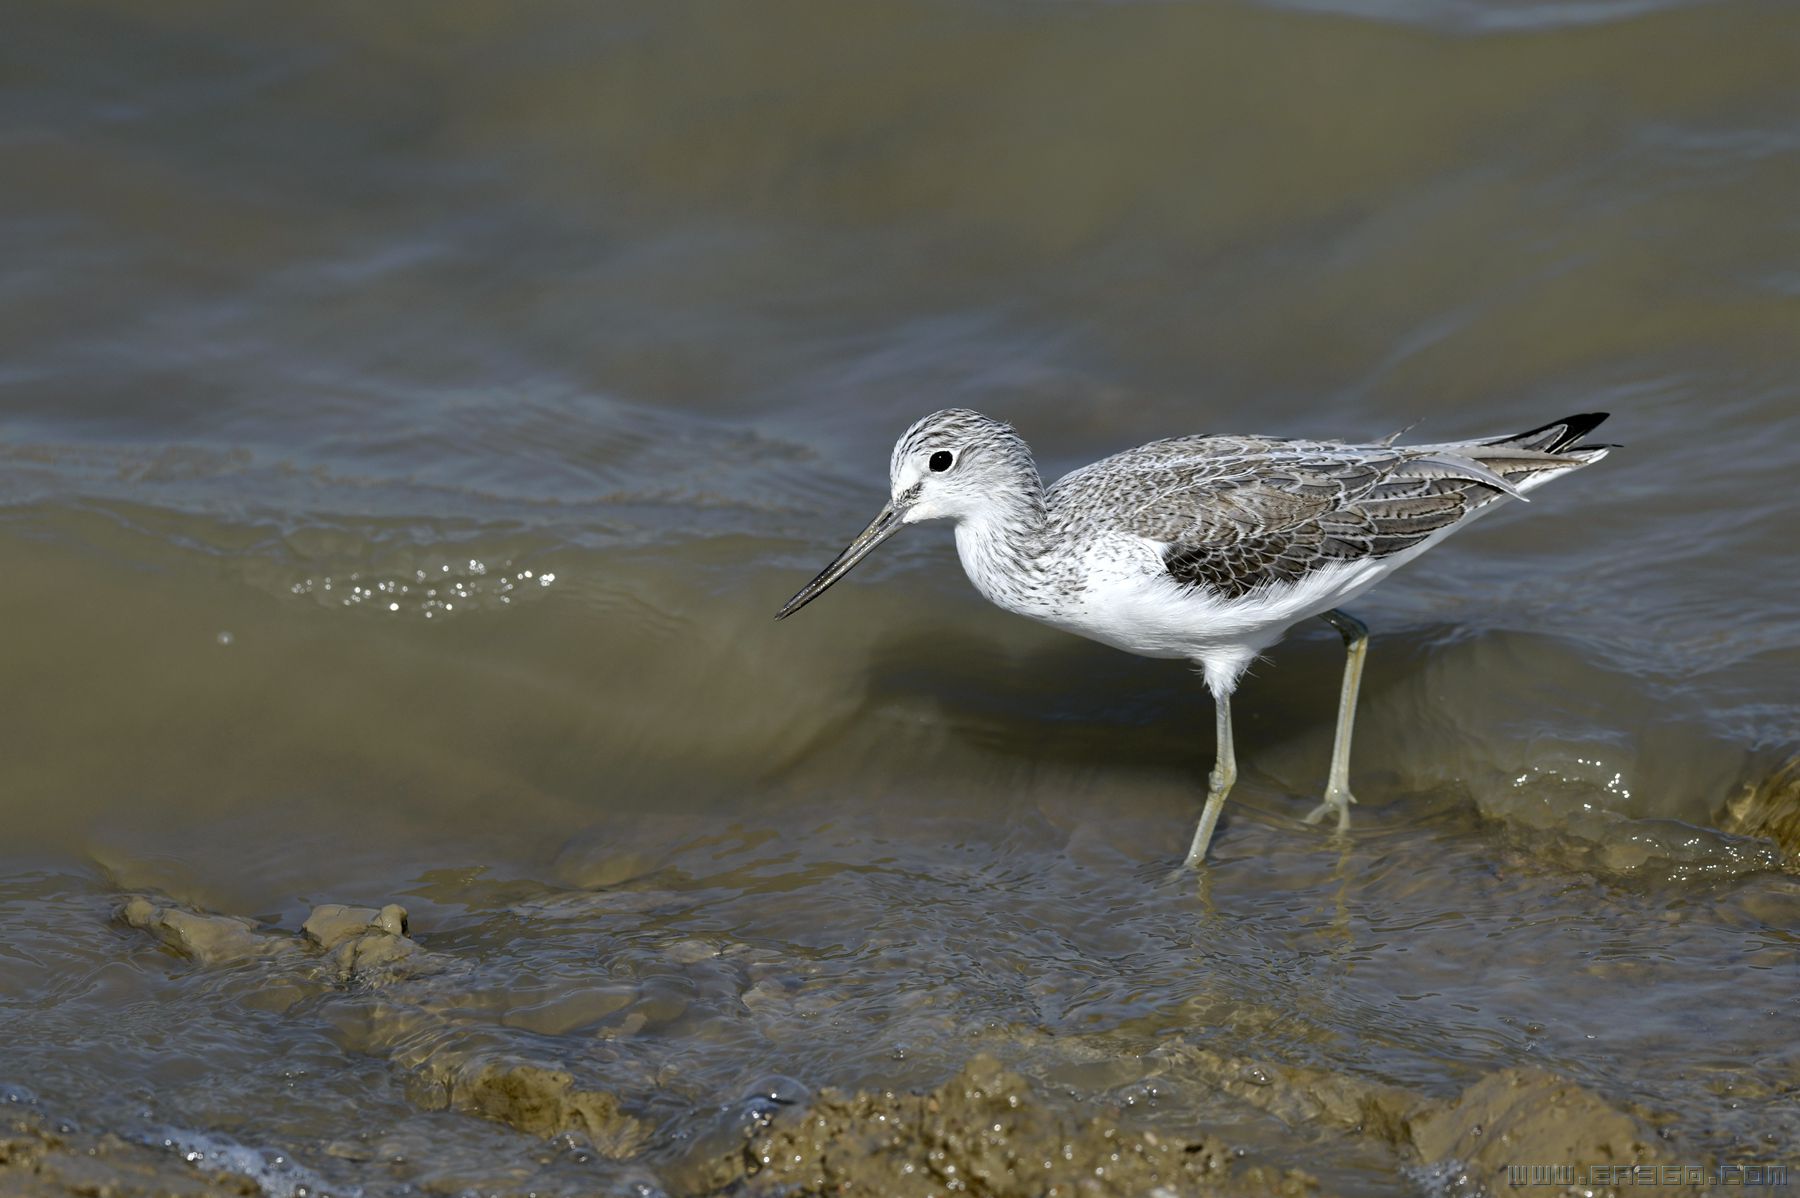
<box><xmin>929</xmin><ymin>450</ymin><xmax>954</xmax><ymax>472</ymax></box>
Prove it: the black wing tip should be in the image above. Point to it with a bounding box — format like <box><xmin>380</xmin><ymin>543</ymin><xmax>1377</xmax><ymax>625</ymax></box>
<box><xmin>1498</xmin><ymin>411</ymin><xmax>1614</xmax><ymax>453</ymax></box>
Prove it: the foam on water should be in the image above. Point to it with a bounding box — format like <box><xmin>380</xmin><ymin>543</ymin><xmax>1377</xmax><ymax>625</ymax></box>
<box><xmin>152</xmin><ymin>1128</ymin><xmax>351</xmax><ymax>1198</ymax></box>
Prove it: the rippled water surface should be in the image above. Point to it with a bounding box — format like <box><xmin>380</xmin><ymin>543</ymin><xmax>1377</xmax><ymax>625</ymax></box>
<box><xmin>3</xmin><ymin>2</ymin><xmax>1798</xmax><ymax>1194</ymax></box>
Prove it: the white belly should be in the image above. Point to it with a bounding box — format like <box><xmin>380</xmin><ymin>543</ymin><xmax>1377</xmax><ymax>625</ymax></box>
<box><xmin>1046</xmin><ymin>556</ymin><xmax>1373</xmax><ymax>658</ymax></box>
<box><xmin>994</xmin><ymin>528</ymin><xmax>1458</xmax><ymax>676</ymax></box>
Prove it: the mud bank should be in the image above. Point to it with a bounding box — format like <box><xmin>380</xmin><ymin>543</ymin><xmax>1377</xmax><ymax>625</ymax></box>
<box><xmin>27</xmin><ymin>889</ymin><xmax>1706</xmax><ymax>1197</ymax></box>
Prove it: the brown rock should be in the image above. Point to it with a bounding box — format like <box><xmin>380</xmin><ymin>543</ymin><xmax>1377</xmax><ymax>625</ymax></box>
<box><xmin>118</xmin><ymin>897</ymin><xmax>299</xmax><ymax>967</ymax></box>
<box><xmin>301</xmin><ymin>902</ymin><xmax>407</xmax><ymax>950</ymax></box>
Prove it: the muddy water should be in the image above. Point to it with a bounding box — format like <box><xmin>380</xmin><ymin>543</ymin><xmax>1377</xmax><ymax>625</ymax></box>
<box><xmin>3</xmin><ymin>1</ymin><xmax>1798</xmax><ymax>1194</ymax></box>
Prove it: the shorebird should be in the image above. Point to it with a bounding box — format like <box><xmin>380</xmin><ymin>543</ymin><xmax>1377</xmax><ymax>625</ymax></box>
<box><xmin>776</xmin><ymin>409</ymin><xmax>1611</xmax><ymax>865</ymax></box>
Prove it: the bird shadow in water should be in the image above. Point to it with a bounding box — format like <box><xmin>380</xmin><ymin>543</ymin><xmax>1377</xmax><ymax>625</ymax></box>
<box><xmin>862</xmin><ymin>624</ymin><xmax>1209</xmax><ymax>773</ymax></box>
<box><xmin>859</xmin><ymin>619</ymin><xmax>1447</xmax><ymax>776</ymax></box>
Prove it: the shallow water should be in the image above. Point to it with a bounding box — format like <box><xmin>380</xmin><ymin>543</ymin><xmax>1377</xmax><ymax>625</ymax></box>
<box><xmin>3</xmin><ymin>1</ymin><xmax>1798</xmax><ymax>1194</ymax></box>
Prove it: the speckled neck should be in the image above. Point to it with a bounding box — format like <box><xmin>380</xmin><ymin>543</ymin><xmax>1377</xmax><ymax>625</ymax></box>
<box><xmin>952</xmin><ymin>476</ymin><xmax>1056</xmax><ymax>618</ymax></box>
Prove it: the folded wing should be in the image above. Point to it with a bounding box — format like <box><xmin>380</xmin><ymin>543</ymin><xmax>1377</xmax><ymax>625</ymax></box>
<box><xmin>1049</xmin><ymin>414</ymin><xmax>1610</xmax><ymax>600</ymax></box>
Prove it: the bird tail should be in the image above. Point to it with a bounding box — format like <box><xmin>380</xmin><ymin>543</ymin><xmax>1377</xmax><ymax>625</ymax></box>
<box><xmin>1487</xmin><ymin>412</ymin><xmax>1614</xmax><ymax>462</ymax></box>
<box><xmin>1417</xmin><ymin>411</ymin><xmax>1614</xmax><ymax>506</ymax></box>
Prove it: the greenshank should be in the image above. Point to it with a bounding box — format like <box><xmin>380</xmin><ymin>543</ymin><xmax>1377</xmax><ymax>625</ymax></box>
<box><xmin>776</xmin><ymin>409</ymin><xmax>1611</xmax><ymax>866</ymax></box>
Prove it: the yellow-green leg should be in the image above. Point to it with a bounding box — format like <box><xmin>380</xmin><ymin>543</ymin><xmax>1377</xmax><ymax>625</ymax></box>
<box><xmin>1305</xmin><ymin>608</ymin><xmax>1366</xmax><ymax>831</ymax></box>
<box><xmin>1182</xmin><ymin>695</ymin><xmax>1237</xmax><ymax>866</ymax></box>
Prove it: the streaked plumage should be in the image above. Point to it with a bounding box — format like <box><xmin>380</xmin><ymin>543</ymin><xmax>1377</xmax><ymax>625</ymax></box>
<box><xmin>778</xmin><ymin>408</ymin><xmax>1613</xmax><ymax>865</ymax></box>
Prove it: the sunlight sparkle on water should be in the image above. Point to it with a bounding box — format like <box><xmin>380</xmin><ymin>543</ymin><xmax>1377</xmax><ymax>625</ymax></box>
<box><xmin>289</xmin><ymin>558</ymin><xmax>555</xmax><ymax>619</ymax></box>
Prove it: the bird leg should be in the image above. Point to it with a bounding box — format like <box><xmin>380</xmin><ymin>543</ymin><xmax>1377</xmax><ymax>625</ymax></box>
<box><xmin>1306</xmin><ymin>608</ymin><xmax>1366</xmax><ymax>831</ymax></box>
<box><xmin>1183</xmin><ymin>694</ymin><xmax>1237</xmax><ymax>866</ymax></box>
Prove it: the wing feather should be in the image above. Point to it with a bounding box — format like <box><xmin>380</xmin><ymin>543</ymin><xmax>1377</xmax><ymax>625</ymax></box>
<box><xmin>1047</xmin><ymin>425</ymin><xmax>1604</xmax><ymax>600</ymax></box>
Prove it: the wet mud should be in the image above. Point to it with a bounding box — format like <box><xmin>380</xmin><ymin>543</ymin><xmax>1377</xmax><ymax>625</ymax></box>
<box><xmin>121</xmin><ymin>895</ymin><xmax>650</xmax><ymax>1160</ymax></box>
<box><xmin>669</xmin><ymin>1054</ymin><xmax>1315</xmax><ymax>1198</ymax></box>
<box><xmin>0</xmin><ymin>1109</ymin><xmax>262</xmax><ymax>1197</ymax></box>
<box><xmin>14</xmin><ymin>888</ymin><xmax>1718</xmax><ymax>1197</ymax></box>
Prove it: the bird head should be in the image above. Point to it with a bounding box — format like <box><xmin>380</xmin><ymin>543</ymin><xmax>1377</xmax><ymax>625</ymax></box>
<box><xmin>774</xmin><ymin>408</ymin><xmax>1034</xmax><ymax>619</ymax></box>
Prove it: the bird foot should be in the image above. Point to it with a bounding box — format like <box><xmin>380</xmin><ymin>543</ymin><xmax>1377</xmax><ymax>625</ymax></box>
<box><xmin>1303</xmin><ymin>787</ymin><xmax>1355</xmax><ymax>831</ymax></box>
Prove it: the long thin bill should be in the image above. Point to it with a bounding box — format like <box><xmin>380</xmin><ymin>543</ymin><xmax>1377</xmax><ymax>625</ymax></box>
<box><xmin>774</xmin><ymin>504</ymin><xmax>905</xmax><ymax>620</ymax></box>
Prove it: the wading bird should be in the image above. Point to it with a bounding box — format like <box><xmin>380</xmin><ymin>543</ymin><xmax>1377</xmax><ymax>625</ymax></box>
<box><xmin>777</xmin><ymin>409</ymin><xmax>1611</xmax><ymax>866</ymax></box>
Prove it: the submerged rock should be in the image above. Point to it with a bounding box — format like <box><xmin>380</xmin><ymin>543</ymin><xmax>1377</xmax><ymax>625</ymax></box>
<box><xmin>1718</xmin><ymin>753</ymin><xmax>1800</xmax><ymax>868</ymax></box>
<box><xmin>413</xmin><ymin>1055</ymin><xmax>651</xmax><ymax>1160</ymax></box>
<box><xmin>116</xmin><ymin>892</ymin><xmax>647</xmax><ymax>1160</ymax></box>
<box><xmin>0</xmin><ymin>1108</ymin><xmax>261</xmax><ymax>1197</ymax></box>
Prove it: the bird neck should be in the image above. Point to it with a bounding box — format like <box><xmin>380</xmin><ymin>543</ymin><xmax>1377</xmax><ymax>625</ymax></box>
<box><xmin>952</xmin><ymin>480</ymin><xmax>1053</xmax><ymax>616</ymax></box>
